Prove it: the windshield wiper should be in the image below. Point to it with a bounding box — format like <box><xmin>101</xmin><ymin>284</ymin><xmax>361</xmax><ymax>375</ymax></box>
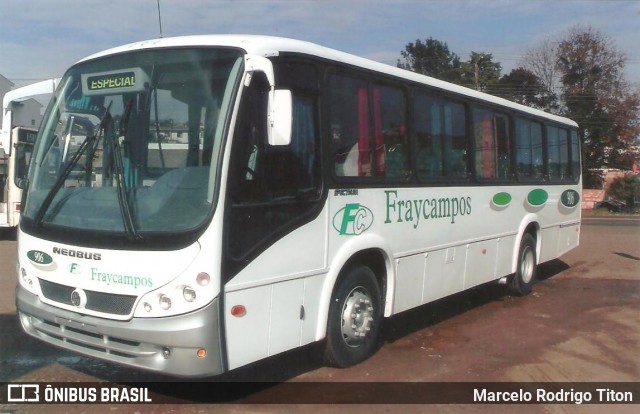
<box><xmin>111</xmin><ymin>99</ymin><xmax>141</xmax><ymax>241</ymax></box>
<box><xmin>33</xmin><ymin>103</ymin><xmax>113</xmax><ymax>227</ymax></box>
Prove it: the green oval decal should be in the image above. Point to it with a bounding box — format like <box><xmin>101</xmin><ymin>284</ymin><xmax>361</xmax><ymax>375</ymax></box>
<box><xmin>27</xmin><ymin>250</ymin><xmax>53</xmax><ymax>265</ymax></box>
<box><xmin>492</xmin><ymin>192</ymin><xmax>512</xmax><ymax>207</ymax></box>
<box><xmin>527</xmin><ymin>189</ymin><xmax>548</xmax><ymax>206</ymax></box>
<box><xmin>561</xmin><ymin>189</ymin><xmax>580</xmax><ymax>208</ymax></box>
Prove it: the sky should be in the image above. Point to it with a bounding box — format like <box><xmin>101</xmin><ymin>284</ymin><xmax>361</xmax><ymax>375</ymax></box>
<box><xmin>1</xmin><ymin>0</ymin><xmax>639</xmax><ymax>88</ymax></box>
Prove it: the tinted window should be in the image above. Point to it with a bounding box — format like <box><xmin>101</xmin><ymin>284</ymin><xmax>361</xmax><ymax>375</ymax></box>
<box><xmin>414</xmin><ymin>93</ymin><xmax>467</xmax><ymax>179</ymax></box>
<box><xmin>515</xmin><ymin>117</ymin><xmax>544</xmax><ymax>180</ymax></box>
<box><xmin>547</xmin><ymin>125</ymin><xmax>570</xmax><ymax>181</ymax></box>
<box><xmin>473</xmin><ymin>108</ymin><xmax>511</xmax><ymax>181</ymax></box>
<box><xmin>330</xmin><ymin>75</ymin><xmax>372</xmax><ymax>177</ymax></box>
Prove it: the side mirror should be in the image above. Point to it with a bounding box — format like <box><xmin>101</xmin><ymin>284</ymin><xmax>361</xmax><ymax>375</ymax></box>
<box><xmin>0</xmin><ymin>110</ymin><xmax>12</xmax><ymax>156</ymax></box>
<box><xmin>15</xmin><ymin>177</ymin><xmax>27</xmax><ymax>189</ymax></box>
<box><xmin>268</xmin><ymin>90</ymin><xmax>292</xmax><ymax>146</ymax></box>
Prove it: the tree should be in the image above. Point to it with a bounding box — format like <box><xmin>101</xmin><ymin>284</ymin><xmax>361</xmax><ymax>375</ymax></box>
<box><xmin>555</xmin><ymin>26</ymin><xmax>640</xmax><ymax>187</ymax></box>
<box><xmin>520</xmin><ymin>38</ymin><xmax>560</xmax><ymax>112</ymax></box>
<box><xmin>460</xmin><ymin>52</ymin><xmax>501</xmax><ymax>92</ymax></box>
<box><xmin>607</xmin><ymin>174</ymin><xmax>640</xmax><ymax>211</ymax></box>
<box><xmin>397</xmin><ymin>37</ymin><xmax>462</xmax><ymax>83</ymax></box>
<box><xmin>495</xmin><ymin>67</ymin><xmax>550</xmax><ymax>108</ymax></box>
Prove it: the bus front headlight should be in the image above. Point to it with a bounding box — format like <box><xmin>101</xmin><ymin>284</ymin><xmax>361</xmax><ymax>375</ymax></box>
<box><xmin>183</xmin><ymin>286</ymin><xmax>196</xmax><ymax>302</ymax></box>
<box><xmin>159</xmin><ymin>294</ymin><xmax>172</xmax><ymax>310</ymax></box>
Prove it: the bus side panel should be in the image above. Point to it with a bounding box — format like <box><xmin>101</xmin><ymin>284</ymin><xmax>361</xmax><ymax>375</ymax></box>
<box><xmin>496</xmin><ymin>235</ymin><xmax>517</xmax><ymax>278</ymax></box>
<box><xmin>268</xmin><ymin>278</ymin><xmax>305</xmax><ymax>356</ymax></box>
<box><xmin>392</xmin><ymin>254</ymin><xmax>424</xmax><ymax>314</ymax></box>
<box><xmin>463</xmin><ymin>239</ymin><xmax>498</xmax><ymax>289</ymax></box>
<box><xmin>224</xmin><ymin>275</ymin><xmax>322</xmax><ymax>371</ymax></box>
<box><xmin>557</xmin><ymin>223</ymin><xmax>580</xmax><ymax>257</ymax></box>
<box><xmin>539</xmin><ymin>226</ymin><xmax>561</xmax><ymax>264</ymax></box>
<box><xmin>224</xmin><ymin>285</ymin><xmax>272</xmax><ymax>370</ymax></box>
<box><xmin>422</xmin><ymin>247</ymin><xmax>465</xmax><ymax>304</ymax></box>
<box><xmin>224</xmin><ymin>206</ymin><xmax>328</xmax><ymax>370</ymax></box>
<box><xmin>301</xmin><ymin>273</ymin><xmax>326</xmax><ymax>345</ymax></box>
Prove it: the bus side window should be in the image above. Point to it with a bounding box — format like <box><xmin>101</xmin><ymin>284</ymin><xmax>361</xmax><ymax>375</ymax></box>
<box><xmin>375</xmin><ymin>85</ymin><xmax>409</xmax><ymax>180</ymax></box>
<box><xmin>473</xmin><ymin>108</ymin><xmax>510</xmax><ymax>181</ymax></box>
<box><xmin>546</xmin><ymin>125</ymin><xmax>570</xmax><ymax>181</ymax></box>
<box><xmin>415</xmin><ymin>94</ymin><xmax>467</xmax><ymax>180</ymax></box>
<box><xmin>330</xmin><ymin>75</ymin><xmax>371</xmax><ymax>177</ymax></box>
<box><xmin>515</xmin><ymin>118</ymin><xmax>545</xmax><ymax>181</ymax></box>
<box><xmin>570</xmin><ymin>130</ymin><xmax>581</xmax><ymax>180</ymax></box>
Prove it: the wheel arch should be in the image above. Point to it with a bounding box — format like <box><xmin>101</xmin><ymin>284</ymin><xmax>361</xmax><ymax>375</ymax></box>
<box><xmin>314</xmin><ymin>235</ymin><xmax>395</xmax><ymax>341</ymax></box>
<box><xmin>512</xmin><ymin>215</ymin><xmax>541</xmax><ymax>274</ymax></box>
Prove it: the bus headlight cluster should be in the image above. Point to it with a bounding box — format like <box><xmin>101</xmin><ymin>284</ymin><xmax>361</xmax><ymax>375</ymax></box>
<box><xmin>19</xmin><ymin>266</ymin><xmax>37</xmax><ymax>293</ymax></box>
<box><xmin>135</xmin><ymin>272</ymin><xmax>211</xmax><ymax>317</ymax></box>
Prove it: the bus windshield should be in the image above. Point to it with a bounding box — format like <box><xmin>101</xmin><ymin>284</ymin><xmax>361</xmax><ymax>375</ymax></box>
<box><xmin>23</xmin><ymin>48</ymin><xmax>243</xmax><ymax>237</ymax></box>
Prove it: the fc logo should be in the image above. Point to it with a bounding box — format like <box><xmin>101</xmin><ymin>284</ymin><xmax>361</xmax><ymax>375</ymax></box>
<box><xmin>333</xmin><ymin>203</ymin><xmax>374</xmax><ymax>236</ymax></box>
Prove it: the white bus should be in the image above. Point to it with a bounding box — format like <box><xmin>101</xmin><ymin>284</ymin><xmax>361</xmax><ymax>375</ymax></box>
<box><xmin>1</xmin><ymin>79</ymin><xmax>58</xmax><ymax>230</ymax></box>
<box><xmin>16</xmin><ymin>35</ymin><xmax>581</xmax><ymax>377</ymax></box>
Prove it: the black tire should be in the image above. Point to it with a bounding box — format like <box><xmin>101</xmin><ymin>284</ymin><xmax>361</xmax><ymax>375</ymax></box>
<box><xmin>508</xmin><ymin>233</ymin><xmax>537</xmax><ymax>296</ymax></box>
<box><xmin>323</xmin><ymin>265</ymin><xmax>382</xmax><ymax>368</ymax></box>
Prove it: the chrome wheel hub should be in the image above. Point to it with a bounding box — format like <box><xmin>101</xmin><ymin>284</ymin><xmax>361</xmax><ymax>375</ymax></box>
<box><xmin>521</xmin><ymin>246</ymin><xmax>535</xmax><ymax>283</ymax></box>
<box><xmin>341</xmin><ymin>287</ymin><xmax>374</xmax><ymax>347</ymax></box>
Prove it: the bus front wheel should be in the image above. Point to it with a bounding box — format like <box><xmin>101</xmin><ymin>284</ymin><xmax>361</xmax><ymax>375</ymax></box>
<box><xmin>509</xmin><ymin>233</ymin><xmax>537</xmax><ymax>296</ymax></box>
<box><xmin>323</xmin><ymin>265</ymin><xmax>382</xmax><ymax>368</ymax></box>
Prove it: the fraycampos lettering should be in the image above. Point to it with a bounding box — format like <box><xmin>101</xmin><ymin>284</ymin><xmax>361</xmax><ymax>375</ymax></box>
<box><xmin>91</xmin><ymin>268</ymin><xmax>153</xmax><ymax>289</ymax></box>
<box><xmin>385</xmin><ymin>190</ymin><xmax>472</xmax><ymax>227</ymax></box>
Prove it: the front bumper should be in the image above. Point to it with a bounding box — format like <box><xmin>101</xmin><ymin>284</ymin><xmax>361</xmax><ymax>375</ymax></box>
<box><xmin>16</xmin><ymin>286</ymin><xmax>225</xmax><ymax>377</ymax></box>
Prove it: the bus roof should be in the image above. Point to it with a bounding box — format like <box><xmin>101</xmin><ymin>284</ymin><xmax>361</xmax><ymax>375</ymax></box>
<box><xmin>79</xmin><ymin>35</ymin><xmax>577</xmax><ymax>128</ymax></box>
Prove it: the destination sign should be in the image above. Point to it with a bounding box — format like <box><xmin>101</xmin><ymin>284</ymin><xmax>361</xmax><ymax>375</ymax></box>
<box><xmin>87</xmin><ymin>72</ymin><xmax>136</xmax><ymax>92</ymax></box>
<box><xmin>81</xmin><ymin>68</ymin><xmax>149</xmax><ymax>96</ymax></box>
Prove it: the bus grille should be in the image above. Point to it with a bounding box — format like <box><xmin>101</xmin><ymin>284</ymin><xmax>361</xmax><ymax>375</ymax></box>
<box><xmin>21</xmin><ymin>312</ymin><xmax>148</xmax><ymax>360</ymax></box>
<box><xmin>39</xmin><ymin>279</ymin><xmax>137</xmax><ymax>316</ymax></box>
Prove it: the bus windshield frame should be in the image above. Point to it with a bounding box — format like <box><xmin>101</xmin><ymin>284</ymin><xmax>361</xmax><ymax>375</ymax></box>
<box><xmin>21</xmin><ymin>47</ymin><xmax>244</xmax><ymax>249</ymax></box>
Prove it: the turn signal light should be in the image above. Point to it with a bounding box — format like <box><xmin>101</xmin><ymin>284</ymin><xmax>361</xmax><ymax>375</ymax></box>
<box><xmin>196</xmin><ymin>272</ymin><xmax>210</xmax><ymax>286</ymax></box>
<box><xmin>230</xmin><ymin>305</ymin><xmax>246</xmax><ymax>317</ymax></box>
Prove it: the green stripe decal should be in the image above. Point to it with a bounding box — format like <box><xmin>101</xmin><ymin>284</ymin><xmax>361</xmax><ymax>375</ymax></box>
<box><xmin>492</xmin><ymin>192</ymin><xmax>512</xmax><ymax>207</ymax></box>
<box><xmin>527</xmin><ymin>189</ymin><xmax>548</xmax><ymax>206</ymax></box>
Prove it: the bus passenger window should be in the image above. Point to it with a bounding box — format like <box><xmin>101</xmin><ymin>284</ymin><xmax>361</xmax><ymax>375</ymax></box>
<box><xmin>330</xmin><ymin>76</ymin><xmax>371</xmax><ymax>177</ymax></box>
<box><xmin>443</xmin><ymin>101</ymin><xmax>467</xmax><ymax>178</ymax></box>
<box><xmin>415</xmin><ymin>94</ymin><xmax>467</xmax><ymax>180</ymax></box>
<box><xmin>414</xmin><ymin>94</ymin><xmax>443</xmax><ymax>179</ymax></box>
<box><xmin>570</xmin><ymin>130</ymin><xmax>581</xmax><ymax>180</ymax></box>
<box><xmin>547</xmin><ymin>126</ymin><xmax>569</xmax><ymax>181</ymax></box>
<box><xmin>375</xmin><ymin>85</ymin><xmax>409</xmax><ymax>180</ymax></box>
<box><xmin>473</xmin><ymin>108</ymin><xmax>510</xmax><ymax>181</ymax></box>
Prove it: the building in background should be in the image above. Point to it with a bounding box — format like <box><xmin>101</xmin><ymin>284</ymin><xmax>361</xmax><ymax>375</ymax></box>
<box><xmin>0</xmin><ymin>74</ymin><xmax>44</xmax><ymax>129</ymax></box>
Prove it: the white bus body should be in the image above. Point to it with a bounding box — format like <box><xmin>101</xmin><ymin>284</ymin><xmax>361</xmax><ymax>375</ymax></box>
<box><xmin>16</xmin><ymin>36</ymin><xmax>581</xmax><ymax>377</ymax></box>
<box><xmin>1</xmin><ymin>79</ymin><xmax>58</xmax><ymax>228</ymax></box>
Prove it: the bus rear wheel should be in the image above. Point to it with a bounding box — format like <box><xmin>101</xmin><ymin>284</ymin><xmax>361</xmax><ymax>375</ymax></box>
<box><xmin>509</xmin><ymin>233</ymin><xmax>537</xmax><ymax>296</ymax></box>
<box><xmin>323</xmin><ymin>265</ymin><xmax>382</xmax><ymax>368</ymax></box>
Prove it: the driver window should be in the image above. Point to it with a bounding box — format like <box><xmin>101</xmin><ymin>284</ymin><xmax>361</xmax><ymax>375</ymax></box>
<box><xmin>227</xmin><ymin>72</ymin><xmax>320</xmax><ymax>261</ymax></box>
